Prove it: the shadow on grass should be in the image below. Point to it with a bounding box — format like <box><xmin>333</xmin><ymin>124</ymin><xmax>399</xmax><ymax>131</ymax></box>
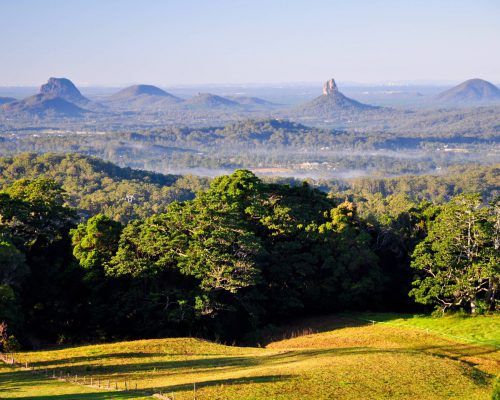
<box><xmin>3</xmin><ymin>374</ymin><xmax>293</xmax><ymax>399</ymax></box>
<box><xmin>249</xmin><ymin>314</ymin><xmax>371</xmax><ymax>346</ymax></box>
<box><xmin>249</xmin><ymin>312</ymin><xmax>499</xmax><ymax>351</ymax></box>
<box><xmin>2</xmin><ymin>342</ymin><xmax>495</xmax><ymax>399</ymax></box>
<box><xmin>20</xmin><ymin>343</ymin><xmax>498</xmax><ymax>380</ymax></box>
<box><xmin>40</xmin><ymin>354</ymin><xmax>263</xmax><ymax>375</ymax></box>
<box><xmin>30</xmin><ymin>352</ymin><xmax>172</xmax><ymax>368</ymax></box>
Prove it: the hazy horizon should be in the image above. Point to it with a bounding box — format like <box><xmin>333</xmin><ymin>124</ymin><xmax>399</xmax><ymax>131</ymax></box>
<box><xmin>1</xmin><ymin>0</ymin><xmax>499</xmax><ymax>86</ymax></box>
<box><xmin>1</xmin><ymin>78</ymin><xmax>498</xmax><ymax>89</ymax></box>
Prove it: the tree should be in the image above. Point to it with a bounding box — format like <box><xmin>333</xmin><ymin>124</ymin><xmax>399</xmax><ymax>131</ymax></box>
<box><xmin>410</xmin><ymin>194</ymin><xmax>498</xmax><ymax>313</ymax></box>
<box><xmin>107</xmin><ymin>172</ymin><xmax>266</xmax><ymax>321</ymax></box>
<box><xmin>71</xmin><ymin>214</ymin><xmax>122</xmax><ymax>272</ymax></box>
<box><xmin>1</xmin><ymin>178</ymin><xmax>76</xmax><ymax>248</ymax></box>
<box><xmin>315</xmin><ymin>201</ymin><xmax>382</xmax><ymax>309</ymax></box>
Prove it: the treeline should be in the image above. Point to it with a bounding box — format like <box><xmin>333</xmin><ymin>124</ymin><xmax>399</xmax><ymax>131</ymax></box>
<box><xmin>0</xmin><ymin>167</ymin><xmax>497</xmax><ymax>349</ymax></box>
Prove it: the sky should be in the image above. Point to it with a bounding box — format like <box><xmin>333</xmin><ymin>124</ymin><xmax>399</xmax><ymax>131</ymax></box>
<box><xmin>1</xmin><ymin>0</ymin><xmax>499</xmax><ymax>86</ymax></box>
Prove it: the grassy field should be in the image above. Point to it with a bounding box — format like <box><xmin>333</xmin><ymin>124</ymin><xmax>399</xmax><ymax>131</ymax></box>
<box><xmin>357</xmin><ymin>313</ymin><xmax>500</xmax><ymax>347</ymax></box>
<box><xmin>0</xmin><ymin>313</ymin><xmax>498</xmax><ymax>399</ymax></box>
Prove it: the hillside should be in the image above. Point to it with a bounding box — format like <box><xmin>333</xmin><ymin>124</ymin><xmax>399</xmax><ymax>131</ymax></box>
<box><xmin>435</xmin><ymin>78</ymin><xmax>500</xmax><ymax>105</ymax></box>
<box><xmin>109</xmin><ymin>84</ymin><xmax>178</xmax><ymax>100</ymax></box>
<box><xmin>2</xmin><ymin>314</ymin><xmax>497</xmax><ymax>399</ymax></box>
<box><xmin>0</xmin><ymin>153</ymin><xmax>207</xmax><ymax>222</ymax></box>
<box><xmin>184</xmin><ymin>93</ymin><xmax>241</xmax><ymax>108</ymax></box>
<box><xmin>106</xmin><ymin>84</ymin><xmax>183</xmax><ymax>110</ymax></box>
<box><xmin>1</xmin><ymin>94</ymin><xmax>88</xmax><ymax>117</ymax></box>
<box><xmin>0</xmin><ymin>96</ymin><xmax>16</xmax><ymax>105</ymax></box>
<box><xmin>227</xmin><ymin>96</ymin><xmax>277</xmax><ymax>107</ymax></box>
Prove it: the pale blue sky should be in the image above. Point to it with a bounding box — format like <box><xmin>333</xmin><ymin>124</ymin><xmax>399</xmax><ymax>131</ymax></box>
<box><xmin>1</xmin><ymin>0</ymin><xmax>499</xmax><ymax>85</ymax></box>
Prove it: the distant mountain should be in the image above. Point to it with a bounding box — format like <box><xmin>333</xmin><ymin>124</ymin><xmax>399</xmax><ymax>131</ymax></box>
<box><xmin>0</xmin><ymin>97</ymin><xmax>16</xmax><ymax>105</ymax></box>
<box><xmin>435</xmin><ymin>78</ymin><xmax>500</xmax><ymax>104</ymax></box>
<box><xmin>184</xmin><ymin>93</ymin><xmax>240</xmax><ymax>108</ymax></box>
<box><xmin>296</xmin><ymin>78</ymin><xmax>378</xmax><ymax>117</ymax></box>
<box><xmin>227</xmin><ymin>96</ymin><xmax>277</xmax><ymax>107</ymax></box>
<box><xmin>0</xmin><ymin>77</ymin><xmax>104</xmax><ymax>117</ymax></box>
<box><xmin>40</xmin><ymin>77</ymin><xmax>91</xmax><ymax>106</ymax></box>
<box><xmin>109</xmin><ymin>84</ymin><xmax>182</xmax><ymax>101</ymax></box>
<box><xmin>1</xmin><ymin>93</ymin><xmax>87</xmax><ymax>117</ymax></box>
<box><xmin>105</xmin><ymin>84</ymin><xmax>182</xmax><ymax>111</ymax></box>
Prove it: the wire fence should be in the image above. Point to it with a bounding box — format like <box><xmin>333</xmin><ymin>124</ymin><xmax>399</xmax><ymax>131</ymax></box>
<box><xmin>0</xmin><ymin>352</ymin><xmax>183</xmax><ymax>399</ymax></box>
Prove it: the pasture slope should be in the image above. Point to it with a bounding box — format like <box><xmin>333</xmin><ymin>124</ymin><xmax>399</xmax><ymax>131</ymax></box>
<box><xmin>0</xmin><ymin>313</ymin><xmax>498</xmax><ymax>399</ymax></box>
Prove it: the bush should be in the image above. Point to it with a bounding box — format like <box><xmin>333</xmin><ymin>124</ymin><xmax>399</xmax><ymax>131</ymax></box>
<box><xmin>3</xmin><ymin>335</ymin><xmax>21</xmax><ymax>353</ymax></box>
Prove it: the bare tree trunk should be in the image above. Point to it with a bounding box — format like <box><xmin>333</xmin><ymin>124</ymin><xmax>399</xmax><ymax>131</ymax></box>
<box><xmin>486</xmin><ymin>278</ymin><xmax>497</xmax><ymax>311</ymax></box>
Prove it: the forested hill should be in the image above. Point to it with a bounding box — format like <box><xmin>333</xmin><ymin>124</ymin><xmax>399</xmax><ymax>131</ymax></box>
<box><xmin>0</xmin><ymin>153</ymin><xmax>209</xmax><ymax>222</ymax></box>
<box><xmin>144</xmin><ymin>118</ymin><xmax>343</xmax><ymax>147</ymax></box>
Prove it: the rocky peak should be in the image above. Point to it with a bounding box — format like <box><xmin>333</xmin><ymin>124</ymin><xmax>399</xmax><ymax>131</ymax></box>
<box><xmin>39</xmin><ymin>77</ymin><xmax>87</xmax><ymax>103</ymax></box>
<box><xmin>322</xmin><ymin>78</ymin><xmax>339</xmax><ymax>96</ymax></box>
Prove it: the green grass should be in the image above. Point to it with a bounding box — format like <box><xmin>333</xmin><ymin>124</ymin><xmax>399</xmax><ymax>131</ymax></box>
<box><xmin>358</xmin><ymin>313</ymin><xmax>500</xmax><ymax>347</ymax></box>
<box><xmin>1</xmin><ymin>314</ymin><xmax>498</xmax><ymax>399</ymax></box>
<box><xmin>0</xmin><ymin>364</ymin><xmax>138</xmax><ymax>399</ymax></box>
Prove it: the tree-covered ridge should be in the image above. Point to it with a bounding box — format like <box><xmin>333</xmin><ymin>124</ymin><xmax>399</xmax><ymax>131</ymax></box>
<box><xmin>131</xmin><ymin>119</ymin><xmax>344</xmax><ymax>148</ymax></box>
<box><xmin>0</xmin><ymin>153</ymin><xmax>209</xmax><ymax>222</ymax></box>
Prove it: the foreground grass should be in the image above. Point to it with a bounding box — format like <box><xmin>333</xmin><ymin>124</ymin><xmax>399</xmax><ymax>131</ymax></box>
<box><xmin>1</xmin><ymin>314</ymin><xmax>498</xmax><ymax>399</ymax></box>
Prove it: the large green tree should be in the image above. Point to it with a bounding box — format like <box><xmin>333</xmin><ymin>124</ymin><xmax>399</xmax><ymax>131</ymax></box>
<box><xmin>410</xmin><ymin>194</ymin><xmax>499</xmax><ymax>313</ymax></box>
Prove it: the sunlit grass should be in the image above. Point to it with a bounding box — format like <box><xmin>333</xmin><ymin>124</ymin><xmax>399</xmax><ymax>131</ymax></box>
<box><xmin>1</xmin><ymin>314</ymin><xmax>498</xmax><ymax>399</ymax></box>
<box><xmin>359</xmin><ymin>313</ymin><xmax>500</xmax><ymax>347</ymax></box>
